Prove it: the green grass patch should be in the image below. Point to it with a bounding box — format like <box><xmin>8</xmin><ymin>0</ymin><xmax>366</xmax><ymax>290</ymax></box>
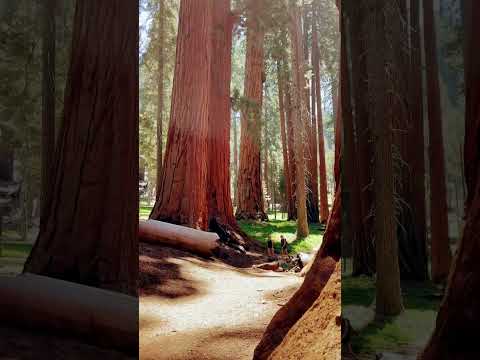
<box><xmin>0</xmin><ymin>243</ymin><xmax>32</xmax><ymax>258</ymax></box>
<box><xmin>238</xmin><ymin>219</ymin><xmax>324</xmax><ymax>254</ymax></box>
<box><xmin>139</xmin><ymin>201</ymin><xmax>153</xmax><ymax>220</ymax></box>
<box><xmin>343</xmin><ymin>273</ymin><xmax>441</xmax><ymax>356</ymax></box>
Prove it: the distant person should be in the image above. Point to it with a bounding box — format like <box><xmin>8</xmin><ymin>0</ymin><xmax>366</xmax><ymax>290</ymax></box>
<box><xmin>266</xmin><ymin>236</ymin><xmax>274</xmax><ymax>257</ymax></box>
<box><xmin>280</xmin><ymin>235</ymin><xmax>288</xmax><ymax>256</ymax></box>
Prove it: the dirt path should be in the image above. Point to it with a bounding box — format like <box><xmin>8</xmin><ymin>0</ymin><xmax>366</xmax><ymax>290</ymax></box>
<box><xmin>140</xmin><ymin>244</ymin><xmax>303</xmax><ymax>360</ymax></box>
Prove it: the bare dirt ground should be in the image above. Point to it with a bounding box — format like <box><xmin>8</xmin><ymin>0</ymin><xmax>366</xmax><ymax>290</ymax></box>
<box><xmin>139</xmin><ymin>243</ymin><xmax>303</xmax><ymax>360</ymax></box>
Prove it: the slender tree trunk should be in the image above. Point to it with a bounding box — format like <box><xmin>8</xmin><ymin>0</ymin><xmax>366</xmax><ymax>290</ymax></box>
<box><xmin>369</xmin><ymin>0</ymin><xmax>403</xmax><ymax>317</ymax></box>
<box><xmin>233</xmin><ymin>113</ymin><xmax>239</xmax><ymax>207</ymax></box>
<box><xmin>236</xmin><ymin>0</ymin><xmax>267</xmax><ymax>221</ymax></box>
<box><xmin>155</xmin><ymin>0</ymin><xmax>165</xmax><ymax>199</ymax></box>
<box><xmin>24</xmin><ymin>0</ymin><xmax>139</xmax><ymax>296</ymax></box>
<box><xmin>41</xmin><ymin>0</ymin><xmax>56</xmax><ymax>216</ymax></box>
<box><xmin>420</xmin><ymin>3</ymin><xmax>480</xmax><ymax>356</ymax></box>
<box><xmin>423</xmin><ymin>0</ymin><xmax>451</xmax><ymax>283</ymax></box>
<box><xmin>289</xmin><ymin>2</ymin><xmax>309</xmax><ymax>238</ymax></box>
<box><xmin>277</xmin><ymin>60</ymin><xmax>293</xmax><ymax>221</ymax></box>
<box><xmin>408</xmin><ymin>0</ymin><xmax>428</xmax><ymax>280</ymax></box>
<box><xmin>312</xmin><ymin>11</ymin><xmax>329</xmax><ymax>223</ymax></box>
<box><xmin>285</xmin><ymin>75</ymin><xmax>298</xmax><ymax>220</ymax></box>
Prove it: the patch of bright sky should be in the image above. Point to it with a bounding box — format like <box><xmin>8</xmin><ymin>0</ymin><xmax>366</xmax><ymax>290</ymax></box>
<box><xmin>139</xmin><ymin>5</ymin><xmax>152</xmax><ymax>57</ymax></box>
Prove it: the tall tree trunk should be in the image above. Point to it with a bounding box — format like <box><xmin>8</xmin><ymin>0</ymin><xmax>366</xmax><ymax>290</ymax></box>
<box><xmin>155</xmin><ymin>0</ymin><xmax>165</xmax><ymax>199</ymax></box>
<box><xmin>233</xmin><ymin>112</ymin><xmax>239</xmax><ymax>207</ymax></box>
<box><xmin>285</xmin><ymin>75</ymin><xmax>298</xmax><ymax>220</ymax></box>
<box><xmin>407</xmin><ymin>0</ymin><xmax>428</xmax><ymax>280</ymax></box>
<box><xmin>236</xmin><ymin>0</ymin><xmax>267</xmax><ymax>221</ymax></box>
<box><xmin>423</xmin><ymin>0</ymin><xmax>451</xmax><ymax>283</ymax></box>
<box><xmin>150</xmin><ymin>0</ymin><xmax>212</xmax><ymax>229</ymax></box>
<box><xmin>420</xmin><ymin>2</ymin><xmax>480</xmax><ymax>356</ymax></box>
<box><xmin>289</xmin><ymin>2</ymin><xmax>309</xmax><ymax>238</ymax></box>
<box><xmin>24</xmin><ymin>0</ymin><xmax>139</xmax><ymax>296</ymax></box>
<box><xmin>277</xmin><ymin>60</ymin><xmax>294</xmax><ymax>221</ymax></box>
<box><xmin>41</xmin><ymin>0</ymin><xmax>56</xmax><ymax>216</ymax></box>
<box><xmin>151</xmin><ymin>0</ymin><xmax>237</xmax><ymax>232</ymax></box>
<box><xmin>369</xmin><ymin>0</ymin><xmax>403</xmax><ymax>317</ymax></box>
<box><xmin>207</xmin><ymin>0</ymin><xmax>236</xmax><ymax>228</ymax></box>
<box><xmin>312</xmin><ymin>9</ymin><xmax>330</xmax><ymax>223</ymax></box>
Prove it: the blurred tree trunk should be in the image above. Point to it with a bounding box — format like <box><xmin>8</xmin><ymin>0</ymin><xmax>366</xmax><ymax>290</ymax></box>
<box><xmin>155</xmin><ymin>0</ymin><xmax>165</xmax><ymax>199</ymax></box>
<box><xmin>41</xmin><ymin>0</ymin><xmax>56</xmax><ymax>216</ymax></box>
<box><xmin>423</xmin><ymin>0</ymin><xmax>451</xmax><ymax>283</ymax></box>
<box><xmin>24</xmin><ymin>0</ymin><xmax>139</xmax><ymax>296</ymax></box>
<box><xmin>285</xmin><ymin>75</ymin><xmax>297</xmax><ymax>220</ymax></box>
<box><xmin>420</xmin><ymin>2</ymin><xmax>480</xmax><ymax>356</ymax></box>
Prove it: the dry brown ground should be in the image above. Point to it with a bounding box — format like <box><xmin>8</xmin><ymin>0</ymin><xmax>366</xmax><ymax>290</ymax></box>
<box><xmin>139</xmin><ymin>243</ymin><xmax>303</xmax><ymax>360</ymax></box>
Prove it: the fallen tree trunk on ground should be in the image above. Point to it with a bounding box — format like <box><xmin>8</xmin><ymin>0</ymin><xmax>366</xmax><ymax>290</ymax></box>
<box><xmin>269</xmin><ymin>263</ymin><xmax>341</xmax><ymax>360</ymax></box>
<box><xmin>139</xmin><ymin>220</ymin><xmax>220</xmax><ymax>257</ymax></box>
<box><xmin>253</xmin><ymin>183</ymin><xmax>342</xmax><ymax>360</ymax></box>
<box><xmin>0</xmin><ymin>273</ymin><xmax>138</xmax><ymax>354</ymax></box>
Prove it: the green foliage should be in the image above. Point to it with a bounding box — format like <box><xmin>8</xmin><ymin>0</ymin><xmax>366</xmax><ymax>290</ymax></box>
<box><xmin>238</xmin><ymin>218</ymin><xmax>324</xmax><ymax>254</ymax></box>
<box><xmin>0</xmin><ymin>242</ymin><xmax>32</xmax><ymax>258</ymax></box>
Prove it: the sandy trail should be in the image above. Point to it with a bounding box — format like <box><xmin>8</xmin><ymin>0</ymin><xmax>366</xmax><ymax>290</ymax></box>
<box><xmin>140</xmin><ymin>244</ymin><xmax>303</xmax><ymax>360</ymax></box>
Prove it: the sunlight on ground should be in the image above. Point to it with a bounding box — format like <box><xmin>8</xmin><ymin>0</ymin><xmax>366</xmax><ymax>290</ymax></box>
<box><xmin>342</xmin><ymin>273</ymin><xmax>439</xmax><ymax>357</ymax></box>
<box><xmin>239</xmin><ymin>216</ymin><xmax>324</xmax><ymax>254</ymax></box>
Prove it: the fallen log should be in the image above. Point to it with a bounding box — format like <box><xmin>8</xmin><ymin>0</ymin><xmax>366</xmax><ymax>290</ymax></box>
<box><xmin>0</xmin><ymin>273</ymin><xmax>138</xmax><ymax>354</ymax></box>
<box><xmin>139</xmin><ymin>219</ymin><xmax>220</xmax><ymax>257</ymax></box>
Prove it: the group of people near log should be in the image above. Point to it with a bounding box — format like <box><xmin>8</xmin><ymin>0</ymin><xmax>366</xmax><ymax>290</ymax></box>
<box><xmin>266</xmin><ymin>235</ymin><xmax>289</xmax><ymax>257</ymax></box>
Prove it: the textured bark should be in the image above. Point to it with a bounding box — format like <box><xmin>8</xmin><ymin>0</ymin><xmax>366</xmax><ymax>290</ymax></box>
<box><xmin>309</xmin><ymin>40</ymin><xmax>320</xmax><ymax>225</ymax></box>
<box><xmin>236</xmin><ymin>0</ymin><xmax>267</xmax><ymax>221</ymax></box>
<box><xmin>423</xmin><ymin>0</ymin><xmax>451</xmax><ymax>283</ymax></box>
<box><xmin>233</xmin><ymin>113</ymin><xmax>239</xmax><ymax>207</ymax></box>
<box><xmin>150</xmin><ymin>0</ymin><xmax>211</xmax><ymax>229</ymax></box>
<box><xmin>289</xmin><ymin>3</ymin><xmax>309</xmax><ymax>238</ymax></box>
<box><xmin>254</xmin><ymin>182</ymin><xmax>341</xmax><ymax>360</ymax></box>
<box><xmin>151</xmin><ymin>0</ymin><xmax>237</xmax><ymax>232</ymax></box>
<box><xmin>24</xmin><ymin>0</ymin><xmax>139</xmax><ymax>296</ymax></box>
<box><xmin>312</xmin><ymin>12</ymin><xmax>330</xmax><ymax>223</ymax></box>
<box><xmin>277</xmin><ymin>61</ymin><xmax>294</xmax><ymax>220</ymax></box>
<box><xmin>368</xmin><ymin>0</ymin><xmax>403</xmax><ymax>317</ymax></box>
<box><xmin>207</xmin><ymin>0</ymin><xmax>236</xmax><ymax>228</ymax></box>
<box><xmin>41</xmin><ymin>0</ymin><xmax>56</xmax><ymax>216</ymax></box>
<box><xmin>155</xmin><ymin>0</ymin><xmax>165</xmax><ymax>198</ymax></box>
<box><xmin>419</xmin><ymin>3</ymin><xmax>480</xmax><ymax>356</ymax></box>
<box><xmin>345</xmin><ymin>1</ymin><xmax>375</xmax><ymax>275</ymax></box>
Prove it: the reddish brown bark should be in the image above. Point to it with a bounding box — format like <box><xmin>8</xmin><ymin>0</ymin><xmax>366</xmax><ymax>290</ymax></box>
<box><xmin>236</xmin><ymin>0</ymin><xmax>267</xmax><ymax>221</ymax></box>
<box><xmin>423</xmin><ymin>0</ymin><xmax>451</xmax><ymax>283</ymax></box>
<box><xmin>253</xmin><ymin>181</ymin><xmax>341</xmax><ymax>360</ymax></box>
<box><xmin>151</xmin><ymin>0</ymin><xmax>237</xmax><ymax>232</ymax></box>
<box><xmin>207</xmin><ymin>0</ymin><xmax>236</xmax><ymax>227</ymax></box>
<box><xmin>312</xmin><ymin>14</ymin><xmax>330</xmax><ymax>223</ymax></box>
<box><xmin>419</xmin><ymin>3</ymin><xmax>480</xmax><ymax>357</ymax></box>
<box><xmin>24</xmin><ymin>0</ymin><xmax>139</xmax><ymax>296</ymax></box>
<box><xmin>150</xmin><ymin>0</ymin><xmax>212</xmax><ymax>229</ymax></box>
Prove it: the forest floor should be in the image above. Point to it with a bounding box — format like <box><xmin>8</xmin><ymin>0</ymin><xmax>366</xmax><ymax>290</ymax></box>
<box><xmin>139</xmin><ymin>210</ymin><xmax>324</xmax><ymax>360</ymax></box>
<box><xmin>342</xmin><ymin>267</ymin><xmax>441</xmax><ymax>360</ymax></box>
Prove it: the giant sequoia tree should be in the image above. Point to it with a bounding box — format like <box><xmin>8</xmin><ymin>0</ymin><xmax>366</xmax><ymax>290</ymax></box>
<box><xmin>420</xmin><ymin>2</ymin><xmax>480</xmax><ymax>357</ymax></box>
<box><xmin>236</xmin><ymin>0</ymin><xmax>268</xmax><ymax>221</ymax></box>
<box><xmin>24</xmin><ymin>0</ymin><xmax>139</xmax><ymax>296</ymax></box>
<box><xmin>150</xmin><ymin>0</ymin><xmax>237</xmax><ymax>231</ymax></box>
